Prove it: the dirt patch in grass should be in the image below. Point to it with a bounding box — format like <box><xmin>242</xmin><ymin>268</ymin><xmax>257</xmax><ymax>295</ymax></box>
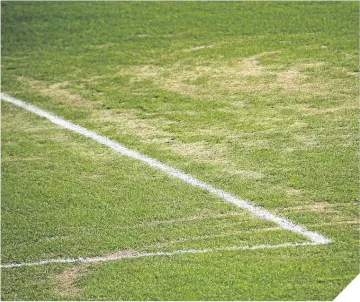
<box><xmin>54</xmin><ymin>265</ymin><xmax>89</xmax><ymax>298</ymax></box>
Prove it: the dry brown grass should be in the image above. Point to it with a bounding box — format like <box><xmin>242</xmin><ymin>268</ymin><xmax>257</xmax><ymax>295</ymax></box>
<box><xmin>104</xmin><ymin>249</ymin><xmax>140</xmax><ymax>259</ymax></box>
<box><xmin>20</xmin><ymin>77</ymin><xmax>98</xmax><ymax>109</ymax></box>
<box><xmin>18</xmin><ymin>76</ymin><xmax>174</xmax><ymax>145</ymax></box>
<box><xmin>115</xmin><ymin>52</ymin><xmax>334</xmax><ymax>101</ymax></box>
<box><xmin>54</xmin><ymin>265</ymin><xmax>88</xmax><ymax>298</ymax></box>
<box><xmin>285</xmin><ymin>202</ymin><xmax>342</xmax><ymax>213</ymax></box>
<box><xmin>309</xmin><ymin>220</ymin><xmax>360</xmax><ymax>227</ymax></box>
<box><xmin>288</xmin><ymin>103</ymin><xmax>357</xmax><ymax>116</ymax></box>
<box><xmin>235</xmin><ymin>51</ymin><xmax>280</xmax><ymax>76</ymax></box>
<box><xmin>293</xmin><ymin>133</ymin><xmax>318</xmax><ymax>148</ymax></box>
<box><xmin>90</xmin><ymin>109</ymin><xmax>170</xmax><ymax>142</ymax></box>
<box><xmin>276</xmin><ymin>69</ymin><xmax>306</xmax><ymax>91</ymax></box>
<box><xmin>167</xmin><ymin>141</ymin><xmax>227</xmax><ymax>163</ymax></box>
<box><xmin>163</xmin><ymin>140</ymin><xmax>267</xmax><ymax>178</ymax></box>
<box><xmin>284</xmin><ymin>188</ymin><xmax>304</xmax><ymax>196</ymax></box>
<box><xmin>228</xmin><ymin>169</ymin><xmax>265</xmax><ymax>179</ymax></box>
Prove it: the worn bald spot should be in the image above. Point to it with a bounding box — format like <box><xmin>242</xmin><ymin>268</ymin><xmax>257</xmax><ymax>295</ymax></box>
<box><xmin>19</xmin><ymin>77</ymin><xmax>97</xmax><ymax>109</ymax></box>
<box><xmin>54</xmin><ymin>265</ymin><xmax>88</xmax><ymax>298</ymax></box>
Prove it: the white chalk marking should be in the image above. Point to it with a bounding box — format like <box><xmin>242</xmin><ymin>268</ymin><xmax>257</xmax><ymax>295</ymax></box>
<box><xmin>1</xmin><ymin>241</ymin><xmax>322</xmax><ymax>269</ymax></box>
<box><xmin>1</xmin><ymin>93</ymin><xmax>332</xmax><ymax>268</ymax></box>
<box><xmin>1</xmin><ymin>93</ymin><xmax>331</xmax><ymax>245</ymax></box>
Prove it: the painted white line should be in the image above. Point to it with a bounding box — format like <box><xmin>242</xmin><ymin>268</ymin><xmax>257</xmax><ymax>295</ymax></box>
<box><xmin>1</xmin><ymin>241</ymin><xmax>322</xmax><ymax>269</ymax></box>
<box><xmin>1</xmin><ymin>93</ymin><xmax>331</xmax><ymax>245</ymax></box>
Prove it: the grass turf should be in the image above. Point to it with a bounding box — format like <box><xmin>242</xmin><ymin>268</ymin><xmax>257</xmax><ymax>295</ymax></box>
<box><xmin>1</xmin><ymin>1</ymin><xmax>359</xmax><ymax>300</ymax></box>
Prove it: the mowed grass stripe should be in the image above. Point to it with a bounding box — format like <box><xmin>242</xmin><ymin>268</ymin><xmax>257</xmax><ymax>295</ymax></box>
<box><xmin>1</xmin><ymin>94</ymin><xmax>331</xmax><ymax>248</ymax></box>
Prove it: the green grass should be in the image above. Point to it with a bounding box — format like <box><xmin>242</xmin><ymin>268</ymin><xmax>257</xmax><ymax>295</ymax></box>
<box><xmin>1</xmin><ymin>1</ymin><xmax>359</xmax><ymax>300</ymax></box>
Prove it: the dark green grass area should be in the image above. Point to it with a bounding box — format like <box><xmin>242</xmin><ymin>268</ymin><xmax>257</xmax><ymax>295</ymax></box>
<box><xmin>1</xmin><ymin>1</ymin><xmax>359</xmax><ymax>300</ymax></box>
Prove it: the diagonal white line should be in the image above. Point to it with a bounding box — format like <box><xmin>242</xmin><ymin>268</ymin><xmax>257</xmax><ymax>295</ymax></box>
<box><xmin>1</xmin><ymin>93</ymin><xmax>331</xmax><ymax>245</ymax></box>
<box><xmin>1</xmin><ymin>242</ymin><xmax>323</xmax><ymax>269</ymax></box>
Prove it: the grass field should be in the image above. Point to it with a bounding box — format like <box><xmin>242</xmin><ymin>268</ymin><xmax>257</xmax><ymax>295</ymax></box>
<box><xmin>1</xmin><ymin>1</ymin><xmax>359</xmax><ymax>300</ymax></box>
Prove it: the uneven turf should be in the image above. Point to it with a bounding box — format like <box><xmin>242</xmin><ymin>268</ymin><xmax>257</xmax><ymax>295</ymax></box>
<box><xmin>1</xmin><ymin>1</ymin><xmax>359</xmax><ymax>300</ymax></box>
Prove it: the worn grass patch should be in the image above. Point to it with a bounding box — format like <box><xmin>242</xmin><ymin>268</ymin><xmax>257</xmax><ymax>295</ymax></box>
<box><xmin>19</xmin><ymin>77</ymin><xmax>98</xmax><ymax>109</ymax></box>
<box><xmin>114</xmin><ymin>56</ymin><xmax>335</xmax><ymax>100</ymax></box>
<box><xmin>54</xmin><ymin>265</ymin><xmax>89</xmax><ymax>298</ymax></box>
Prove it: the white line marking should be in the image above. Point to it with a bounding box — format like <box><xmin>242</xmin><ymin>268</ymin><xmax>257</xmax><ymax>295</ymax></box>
<box><xmin>1</xmin><ymin>93</ymin><xmax>331</xmax><ymax>245</ymax></box>
<box><xmin>1</xmin><ymin>242</ymin><xmax>322</xmax><ymax>269</ymax></box>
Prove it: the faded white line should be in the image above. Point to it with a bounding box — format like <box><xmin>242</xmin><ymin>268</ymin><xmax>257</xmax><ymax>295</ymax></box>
<box><xmin>1</xmin><ymin>242</ymin><xmax>322</xmax><ymax>269</ymax></box>
<box><xmin>1</xmin><ymin>93</ymin><xmax>331</xmax><ymax>245</ymax></box>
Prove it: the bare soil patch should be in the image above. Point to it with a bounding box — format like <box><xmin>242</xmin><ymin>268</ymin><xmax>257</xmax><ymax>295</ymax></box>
<box><xmin>54</xmin><ymin>265</ymin><xmax>89</xmax><ymax>298</ymax></box>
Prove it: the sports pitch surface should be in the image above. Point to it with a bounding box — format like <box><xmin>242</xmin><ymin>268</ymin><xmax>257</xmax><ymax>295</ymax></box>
<box><xmin>1</xmin><ymin>1</ymin><xmax>359</xmax><ymax>300</ymax></box>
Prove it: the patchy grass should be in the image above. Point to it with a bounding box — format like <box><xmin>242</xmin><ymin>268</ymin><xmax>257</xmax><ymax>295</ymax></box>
<box><xmin>54</xmin><ymin>264</ymin><xmax>89</xmax><ymax>298</ymax></box>
<box><xmin>1</xmin><ymin>1</ymin><xmax>359</xmax><ymax>300</ymax></box>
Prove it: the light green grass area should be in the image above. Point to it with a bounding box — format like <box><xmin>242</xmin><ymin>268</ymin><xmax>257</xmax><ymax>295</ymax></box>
<box><xmin>1</xmin><ymin>1</ymin><xmax>359</xmax><ymax>300</ymax></box>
